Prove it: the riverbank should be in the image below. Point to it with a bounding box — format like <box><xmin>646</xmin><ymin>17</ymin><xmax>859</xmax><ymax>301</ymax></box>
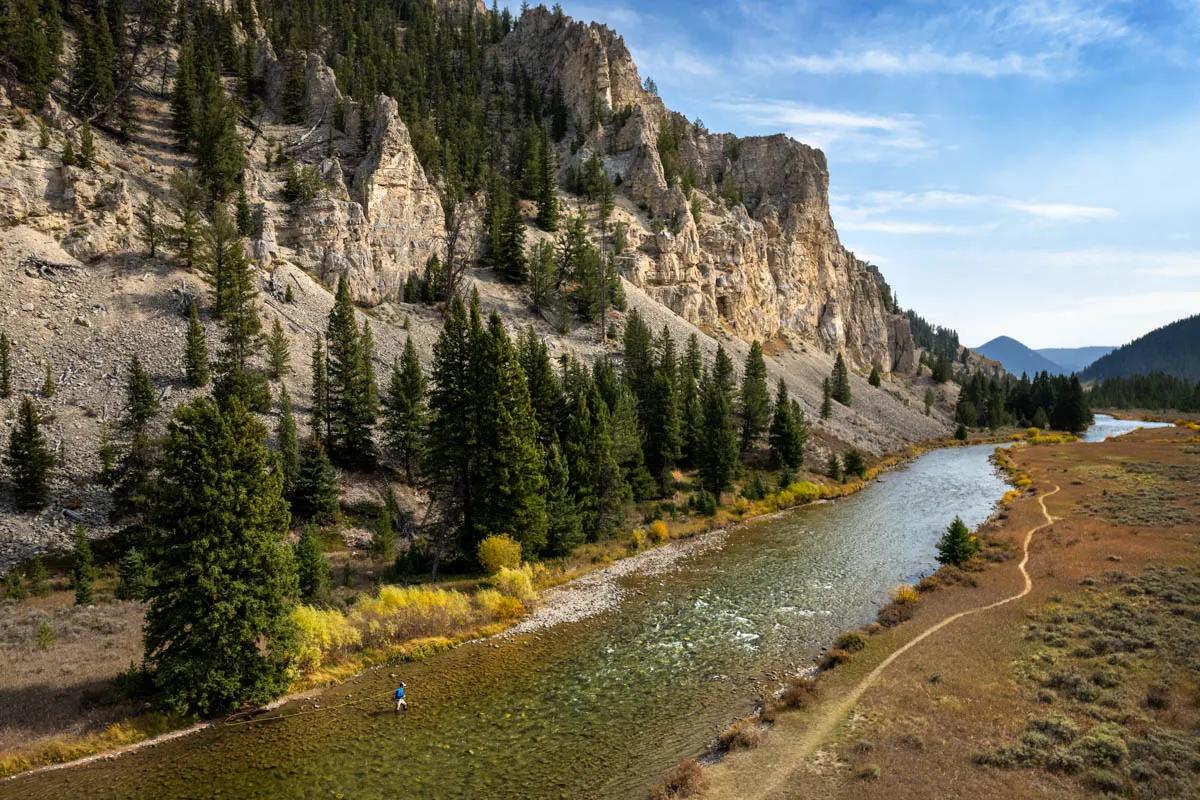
<box><xmin>694</xmin><ymin>423</ymin><xmax>1199</xmax><ymax>800</ymax></box>
<box><xmin>0</xmin><ymin>427</ymin><xmax>1023</xmax><ymax>782</ymax></box>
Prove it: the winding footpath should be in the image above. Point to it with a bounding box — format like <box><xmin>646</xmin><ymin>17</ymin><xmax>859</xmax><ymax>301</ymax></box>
<box><xmin>745</xmin><ymin>484</ymin><xmax>1061</xmax><ymax>800</ymax></box>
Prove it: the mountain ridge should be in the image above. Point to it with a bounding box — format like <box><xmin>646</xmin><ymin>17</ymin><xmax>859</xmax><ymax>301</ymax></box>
<box><xmin>1081</xmin><ymin>314</ymin><xmax>1200</xmax><ymax>382</ymax></box>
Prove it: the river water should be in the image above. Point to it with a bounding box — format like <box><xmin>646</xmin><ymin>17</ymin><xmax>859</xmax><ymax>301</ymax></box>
<box><xmin>4</xmin><ymin>443</ymin><xmax>1020</xmax><ymax>800</ymax></box>
<box><xmin>1082</xmin><ymin>413</ymin><xmax>1171</xmax><ymax>442</ymax></box>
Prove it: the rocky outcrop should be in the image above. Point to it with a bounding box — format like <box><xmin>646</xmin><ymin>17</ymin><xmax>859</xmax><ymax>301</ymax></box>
<box><xmin>500</xmin><ymin>7</ymin><xmax>916</xmax><ymax>373</ymax></box>
<box><xmin>285</xmin><ymin>95</ymin><xmax>446</xmax><ymax>304</ymax></box>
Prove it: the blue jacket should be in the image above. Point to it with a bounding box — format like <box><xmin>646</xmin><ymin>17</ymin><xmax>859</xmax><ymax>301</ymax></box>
<box><xmin>394</xmin><ymin>687</ymin><xmax>406</xmax><ymax>700</ymax></box>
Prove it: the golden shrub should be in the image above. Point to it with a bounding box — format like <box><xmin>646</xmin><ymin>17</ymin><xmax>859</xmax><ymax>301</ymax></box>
<box><xmin>293</xmin><ymin>605</ymin><xmax>362</xmax><ymax>671</ymax></box>
<box><xmin>891</xmin><ymin>584</ymin><xmax>920</xmax><ymax>605</ymax></box>
<box><xmin>349</xmin><ymin>585</ymin><xmax>474</xmax><ymax>647</ymax></box>
<box><xmin>493</xmin><ymin>564</ymin><xmax>537</xmax><ymax>602</ymax></box>
<box><xmin>649</xmin><ymin>520</ymin><xmax>670</xmax><ymax>544</ymax></box>
<box><xmin>629</xmin><ymin>528</ymin><xmax>648</xmax><ymax>552</ymax></box>
<box><xmin>474</xmin><ymin>589</ymin><xmax>525</xmax><ymax>621</ymax></box>
<box><xmin>476</xmin><ymin>534</ymin><xmax>522</xmax><ymax>575</ymax></box>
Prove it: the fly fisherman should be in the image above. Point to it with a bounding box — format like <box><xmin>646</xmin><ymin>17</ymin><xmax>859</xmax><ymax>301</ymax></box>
<box><xmin>394</xmin><ymin>682</ymin><xmax>408</xmax><ymax>713</ymax></box>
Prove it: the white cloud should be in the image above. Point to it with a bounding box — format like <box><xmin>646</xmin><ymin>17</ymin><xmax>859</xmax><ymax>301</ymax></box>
<box><xmin>838</xmin><ymin>221</ymin><xmax>984</xmax><ymax>235</ymax></box>
<box><xmin>714</xmin><ymin>98</ymin><xmax>929</xmax><ymax>159</ymax></box>
<box><xmin>835</xmin><ymin>189</ymin><xmax>1117</xmax><ymax>225</ymax></box>
<box><xmin>754</xmin><ymin>48</ymin><xmax>1060</xmax><ymax>79</ymax></box>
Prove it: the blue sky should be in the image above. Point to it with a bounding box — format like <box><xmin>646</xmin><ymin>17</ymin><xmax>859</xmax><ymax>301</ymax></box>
<box><xmin>542</xmin><ymin>1</ymin><xmax>1200</xmax><ymax>348</ymax></box>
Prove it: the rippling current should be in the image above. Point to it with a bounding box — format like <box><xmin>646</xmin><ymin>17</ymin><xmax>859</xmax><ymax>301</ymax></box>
<box><xmin>12</xmin><ymin>444</ymin><xmax>1016</xmax><ymax>800</ymax></box>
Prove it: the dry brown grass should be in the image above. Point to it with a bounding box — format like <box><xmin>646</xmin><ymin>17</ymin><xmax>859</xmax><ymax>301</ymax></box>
<box><xmin>648</xmin><ymin>757</ymin><xmax>707</xmax><ymax>800</ymax></box>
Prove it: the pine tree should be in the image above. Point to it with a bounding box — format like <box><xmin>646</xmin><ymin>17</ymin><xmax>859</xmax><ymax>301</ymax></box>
<box><xmin>936</xmin><ymin>517</ymin><xmax>979</xmax><ymax>566</ymax></box>
<box><xmin>498</xmin><ymin>197</ymin><xmax>528</xmax><ymax>281</ymax></box>
<box><xmin>79</xmin><ymin>120</ymin><xmax>94</xmax><ymax>168</ymax></box>
<box><xmin>123</xmin><ymin>355</ymin><xmax>159</xmax><ymax>432</ymax></box>
<box><xmin>868</xmin><ymin>365</ymin><xmax>882</xmax><ymax>387</ymax></box>
<box><xmin>108</xmin><ymin>430</ymin><xmax>157</xmax><ymax>530</ymax></box>
<box><xmin>276</xmin><ymin>386</ymin><xmax>299</xmax><ymax>497</ymax></box>
<box><xmin>266</xmin><ymin>318</ymin><xmax>290</xmax><ymax>380</ymax></box>
<box><xmin>678</xmin><ymin>334</ymin><xmax>704</xmax><ymax>465</ymax></box>
<box><xmin>843</xmin><ymin>449</ymin><xmax>866</xmax><ymax>480</ymax></box>
<box><xmin>26</xmin><ymin>556</ymin><xmax>49</xmax><ymax>597</ymax></box>
<box><xmin>609</xmin><ymin>379</ymin><xmax>655</xmax><ymax>501</ymax></box>
<box><xmin>0</xmin><ymin>332</ymin><xmax>11</xmax><ymax>398</ymax></box>
<box><xmin>295</xmin><ymin>525</ymin><xmax>330</xmax><ymax>604</ymax></box>
<box><xmin>115</xmin><ymin>547</ymin><xmax>150</xmax><ymax>601</ymax></box>
<box><xmin>207</xmin><ymin>208</ymin><xmax>267</xmax><ymax>411</ymax></box>
<box><xmin>383</xmin><ymin>338</ymin><xmax>426</xmax><ymax>483</ymax></box>
<box><xmin>563</xmin><ymin>385</ymin><xmax>629</xmax><ymax>540</ymax></box>
<box><xmin>235</xmin><ymin>186</ymin><xmax>253</xmax><ymax>236</ymax></box>
<box><xmin>535</xmin><ymin>125</ymin><xmax>559</xmax><ymax>231</ymax></box>
<box><xmin>184</xmin><ymin>301</ymin><xmax>210</xmax><ymax>387</ymax></box>
<box><xmin>41</xmin><ymin>361</ymin><xmax>56</xmax><ymax>397</ymax></box>
<box><xmin>70</xmin><ymin>527</ymin><xmax>96</xmax><ymax>605</ymax></box>
<box><xmin>543</xmin><ymin>437</ymin><xmax>582</xmax><ymax>555</ymax></box>
<box><xmin>426</xmin><ymin>295</ymin><xmax>476</xmax><ymax>550</ymax></box>
<box><xmin>527</xmin><ymin>240</ymin><xmax>558</xmax><ymax>310</ymax></box>
<box><xmin>169</xmin><ymin>170</ymin><xmax>205</xmax><ymax>270</ymax></box>
<box><xmin>831</xmin><ymin>353</ymin><xmax>851</xmax><ymax>405</ymax></box>
<box><xmin>470</xmin><ymin>312</ymin><xmax>547</xmax><ymax>557</ymax></box>
<box><xmin>143</xmin><ymin>398</ymin><xmax>297</xmax><ymax>716</ymax></box>
<box><xmin>5</xmin><ymin>397</ymin><xmax>55</xmax><ymax>510</ymax></box>
<box><xmin>370</xmin><ymin>504</ymin><xmax>396</xmax><ymax>562</ymax></box>
<box><xmin>821</xmin><ymin>377</ymin><xmax>833</xmax><ymax>419</ymax></box>
<box><xmin>738</xmin><ymin>340</ymin><xmax>770</xmax><ymax>453</ymax></box>
<box><xmin>6</xmin><ymin>0</ymin><xmax>59</xmax><ymax>109</ymax></box>
<box><xmin>924</xmin><ymin>388</ymin><xmax>936</xmax><ymax>416</ymax></box>
<box><xmin>359</xmin><ymin>320</ymin><xmax>379</xmax><ymax>415</ymax></box>
<box><xmin>699</xmin><ymin>346</ymin><xmax>739</xmax><ymax>496</ymax></box>
<box><xmin>310</xmin><ymin>337</ymin><xmax>329</xmax><ymax>445</ymax></box>
<box><xmin>768</xmin><ymin>379</ymin><xmax>807</xmax><ymax>469</ymax></box>
<box><xmin>292</xmin><ymin>438</ymin><xmax>339</xmax><ymax>523</ymax></box>
<box><xmin>825</xmin><ymin>453</ymin><xmax>843</xmax><ymax>482</ymax></box>
<box><xmin>517</xmin><ymin>327</ymin><xmax>562</xmax><ymax>448</ymax></box>
<box><xmin>193</xmin><ymin>81</ymin><xmax>246</xmax><ymax>199</ymax></box>
<box><xmin>138</xmin><ymin>196</ymin><xmax>163</xmax><ymax>257</ymax></box>
<box><xmin>324</xmin><ymin>279</ymin><xmax>376</xmax><ymax>466</ymax></box>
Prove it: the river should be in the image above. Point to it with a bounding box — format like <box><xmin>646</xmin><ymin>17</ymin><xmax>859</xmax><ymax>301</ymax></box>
<box><xmin>9</xmin><ymin>423</ymin><xmax>1153</xmax><ymax>800</ymax></box>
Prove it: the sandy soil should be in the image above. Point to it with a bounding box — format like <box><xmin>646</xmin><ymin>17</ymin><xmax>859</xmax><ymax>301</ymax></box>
<box><xmin>699</xmin><ymin>425</ymin><xmax>1200</xmax><ymax>800</ymax></box>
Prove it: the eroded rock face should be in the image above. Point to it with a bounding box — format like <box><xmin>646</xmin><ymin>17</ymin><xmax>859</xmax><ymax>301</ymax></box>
<box><xmin>287</xmin><ymin>95</ymin><xmax>446</xmax><ymax>304</ymax></box>
<box><xmin>500</xmin><ymin>7</ymin><xmax>916</xmax><ymax>373</ymax></box>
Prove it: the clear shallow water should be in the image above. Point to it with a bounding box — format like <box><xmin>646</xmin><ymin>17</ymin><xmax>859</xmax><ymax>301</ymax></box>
<box><xmin>9</xmin><ymin>445</ymin><xmax>1010</xmax><ymax>800</ymax></box>
<box><xmin>1082</xmin><ymin>413</ymin><xmax>1171</xmax><ymax>443</ymax></box>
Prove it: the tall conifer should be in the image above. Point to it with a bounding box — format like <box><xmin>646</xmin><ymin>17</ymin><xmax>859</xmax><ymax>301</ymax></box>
<box><xmin>143</xmin><ymin>398</ymin><xmax>297</xmax><ymax>716</ymax></box>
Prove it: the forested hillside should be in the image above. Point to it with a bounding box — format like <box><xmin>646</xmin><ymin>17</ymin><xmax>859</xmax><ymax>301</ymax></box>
<box><xmin>1081</xmin><ymin>314</ymin><xmax>1200</xmax><ymax>382</ymax></box>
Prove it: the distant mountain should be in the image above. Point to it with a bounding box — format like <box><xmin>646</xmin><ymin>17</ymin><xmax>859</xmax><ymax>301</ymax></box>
<box><xmin>976</xmin><ymin>336</ymin><xmax>1066</xmax><ymax>377</ymax></box>
<box><xmin>1036</xmin><ymin>346</ymin><xmax>1113</xmax><ymax>374</ymax></box>
<box><xmin>1081</xmin><ymin>314</ymin><xmax>1200</xmax><ymax>382</ymax></box>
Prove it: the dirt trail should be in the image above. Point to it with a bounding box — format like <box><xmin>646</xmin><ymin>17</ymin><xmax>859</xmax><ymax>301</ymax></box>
<box><xmin>740</xmin><ymin>484</ymin><xmax>1061</xmax><ymax>800</ymax></box>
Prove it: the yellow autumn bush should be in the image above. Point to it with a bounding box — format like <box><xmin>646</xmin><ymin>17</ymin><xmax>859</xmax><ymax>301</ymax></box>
<box><xmin>493</xmin><ymin>564</ymin><xmax>537</xmax><ymax>602</ymax></box>
<box><xmin>293</xmin><ymin>605</ymin><xmax>362</xmax><ymax>671</ymax></box>
<box><xmin>474</xmin><ymin>588</ymin><xmax>525</xmax><ymax>621</ymax></box>
<box><xmin>349</xmin><ymin>585</ymin><xmax>474</xmax><ymax>647</ymax></box>
<box><xmin>649</xmin><ymin>520</ymin><xmax>670</xmax><ymax>544</ymax></box>
<box><xmin>891</xmin><ymin>584</ymin><xmax>920</xmax><ymax>605</ymax></box>
<box><xmin>477</xmin><ymin>534</ymin><xmax>522</xmax><ymax>575</ymax></box>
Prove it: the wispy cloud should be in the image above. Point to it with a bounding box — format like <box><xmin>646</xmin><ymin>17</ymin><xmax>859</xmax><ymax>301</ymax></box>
<box><xmin>715</xmin><ymin>98</ymin><xmax>928</xmax><ymax>159</ymax></box>
<box><xmin>1007</xmin><ymin>202</ymin><xmax>1117</xmax><ymax>221</ymax></box>
<box><xmin>838</xmin><ymin>221</ymin><xmax>987</xmax><ymax>235</ymax></box>
<box><xmin>752</xmin><ymin>48</ymin><xmax>1059</xmax><ymax>79</ymax></box>
<box><xmin>834</xmin><ymin>189</ymin><xmax>1117</xmax><ymax>226</ymax></box>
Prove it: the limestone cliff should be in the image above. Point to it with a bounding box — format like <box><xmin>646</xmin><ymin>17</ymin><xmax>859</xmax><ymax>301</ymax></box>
<box><xmin>499</xmin><ymin>7</ymin><xmax>915</xmax><ymax>373</ymax></box>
